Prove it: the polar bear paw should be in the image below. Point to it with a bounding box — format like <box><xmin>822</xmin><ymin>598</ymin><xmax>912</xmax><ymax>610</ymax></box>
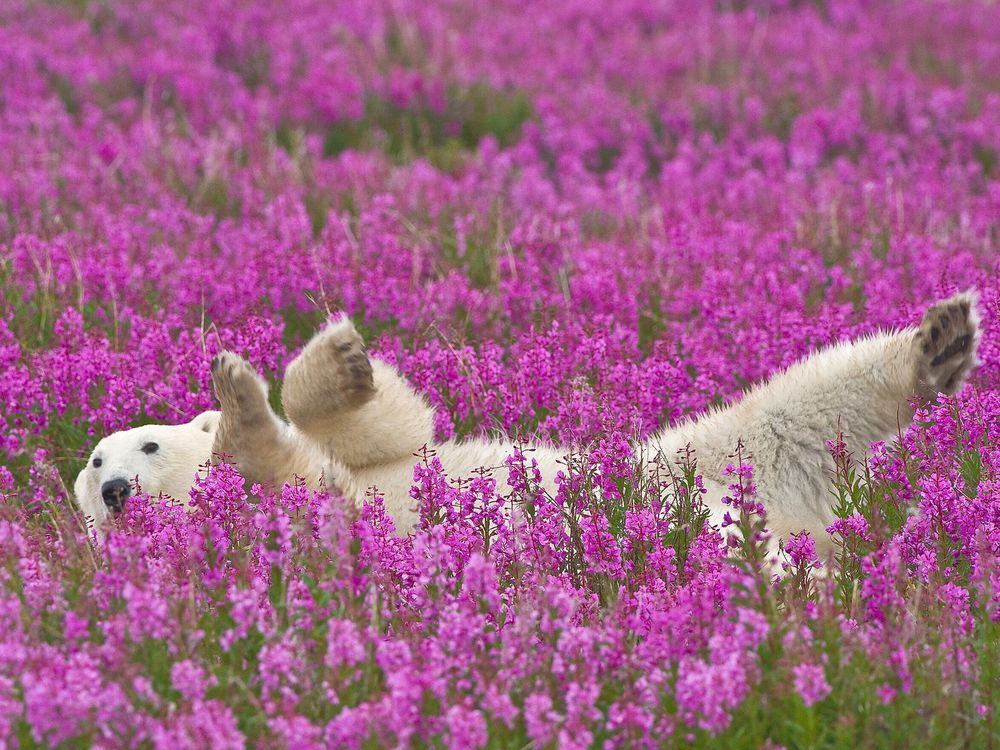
<box><xmin>282</xmin><ymin>314</ymin><xmax>376</xmax><ymax>431</ymax></box>
<box><xmin>210</xmin><ymin>350</ymin><xmax>277</xmax><ymax>461</ymax></box>
<box><xmin>913</xmin><ymin>291</ymin><xmax>982</xmax><ymax>399</ymax></box>
<box><xmin>210</xmin><ymin>352</ymin><xmax>291</xmax><ymax>483</ymax></box>
<box><xmin>212</xmin><ymin>351</ymin><xmax>270</xmax><ymax>413</ymax></box>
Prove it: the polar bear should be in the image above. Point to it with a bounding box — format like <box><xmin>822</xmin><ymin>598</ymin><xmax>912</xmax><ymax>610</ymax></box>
<box><xmin>74</xmin><ymin>293</ymin><xmax>981</xmax><ymax>557</ymax></box>
<box><xmin>73</xmin><ymin>411</ymin><xmax>221</xmax><ymax>528</ymax></box>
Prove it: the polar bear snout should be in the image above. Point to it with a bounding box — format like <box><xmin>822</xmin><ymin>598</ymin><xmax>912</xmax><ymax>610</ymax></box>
<box><xmin>101</xmin><ymin>478</ymin><xmax>131</xmax><ymax>514</ymax></box>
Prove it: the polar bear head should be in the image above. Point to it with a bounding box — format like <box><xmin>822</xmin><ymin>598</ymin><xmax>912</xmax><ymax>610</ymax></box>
<box><xmin>73</xmin><ymin>411</ymin><xmax>221</xmax><ymax>528</ymax></box>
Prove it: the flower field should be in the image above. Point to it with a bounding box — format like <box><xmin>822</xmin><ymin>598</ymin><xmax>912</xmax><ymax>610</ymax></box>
<box><xmin>1</xmin><ymin>0</ymin><xmax>999</xmax><ymax>746</ymax></box>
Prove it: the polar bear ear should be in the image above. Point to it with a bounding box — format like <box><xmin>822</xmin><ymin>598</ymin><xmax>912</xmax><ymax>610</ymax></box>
<box><xmin>189</xmin><ymin>410</ymin><xmax>222</xmax><ymax>435</ymax></box>
<box><xmin>73</xmin><ymin>462</ymin><xmax>90</xmax><ymax>506</ymax></box>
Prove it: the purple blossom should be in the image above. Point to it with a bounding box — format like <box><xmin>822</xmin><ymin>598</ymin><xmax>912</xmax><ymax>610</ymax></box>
<box><xmin>171</xmin><ymin>660</ymin><xmax>214</xmax><ymax>703</ymax></box>
<box><xmin>783</xmin><ymin>532</ymin><xmax>821</xmax><ymax>570</ymax></box>
<box><xmin>0</xmin><ymin>0</ymin><xmax>997</xmax><ymax>745</ymax></box>
<box><xmin>792</xmin><ymin>662</ymin><xmax>831</xmax><ymax>707</ymax></box>
<box><xmin>445</xmin><ymin>705</ymin><xmax>488</xmax><ymax>750</ymax></box>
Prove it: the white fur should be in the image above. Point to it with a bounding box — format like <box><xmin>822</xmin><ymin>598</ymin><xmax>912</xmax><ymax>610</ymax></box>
<box><xmin>75</xmin><ymin>294</ymin><xmax>981</xmax><ymax>557</ymax></box>
<box><xmin>259</xmin><ymin>293</ymin><xmax>981</xmax><ymax>556</ymax></box>
<box><xmin>73</xmin><ymin>412</ymin><xmax>220</xmax><ymax>529</ymax></box>
<box><xmin>649</xmin><ymin>331</ymin><xmax>921</xmax><ymax>543</ymax></box>
<box><xmin>301</xmin><ymin>333</ymin><xmax>918</xmax><ymax>546</ymax></box>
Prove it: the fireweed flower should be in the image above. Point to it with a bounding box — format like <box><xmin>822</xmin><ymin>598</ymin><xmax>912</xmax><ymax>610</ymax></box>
<box><xmin>877</xmin><ymin>683</ymin><xmax>897</xmax><ymax>705</ymax></box>
<box><xmin>523</xmin><ymin>691</ymin><xmax>558</xmax><ymax>746</ymax></box>
<box><xmin>826</xmin><ymin>514</ymin><xmax>873</xmax><ymax>542</ymax></box>
<box><xmin>783</xmin><ymin>531</ymin><xmax>821</xmax><ymax>571</ymax></box>
<box><xmin>325</xmin><ymin>618</ymin><xmax>367</xmax><ymax>672</ymax></box>
<box><xmin>444</xmin><ymin>704</ymin><xmax>488</xmax><ymax>750</ymax></box>
<box><xmin>0</xmin><ymin>0</ymin><xmax>998</xmax><ymax>745</ymax></box>
<box><xmin>791</xmin><ymin>662</ymin><xmax>832</xmax><ymax>707</ymax></box>
<box><xmin>171</xmin><ymin>660</ymin><xmax>215</xmax><ymax>702</ymax></box>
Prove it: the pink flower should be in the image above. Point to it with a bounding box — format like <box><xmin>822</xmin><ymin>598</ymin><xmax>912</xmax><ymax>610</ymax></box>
<box><xmin>445</xmin><ymin>705</ymin><xmax>488</xmax><ymax>750</ymax></box>
<box><xmin>171</xmin><ymin>660</ymin><xmax>215</xmax><ymax>703</ymax></box>
<box><xmin>792</xmin><ymin>662</ymin><xmax>831</xmax><ymax>707</ymax></box>
<box><xmin>783</xmin><ymin>532</ymin><xmax>821</xmax><ymax>569</ymax></box>
<box><xmin>876</xmin><ymin>683</ymin><xmax>896</xmax><ymax>705</ymax></box>
<box><xmin>326</xmin><ymin>619</ymin><xmax>367</xmax><ymax>671</ymax></box>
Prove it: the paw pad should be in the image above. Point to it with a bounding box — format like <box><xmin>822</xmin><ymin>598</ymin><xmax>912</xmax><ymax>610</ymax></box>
<box><xmin>913</xmin><ymin>292</ymin><xmax>981</xmax><ymax>398</ymax></box>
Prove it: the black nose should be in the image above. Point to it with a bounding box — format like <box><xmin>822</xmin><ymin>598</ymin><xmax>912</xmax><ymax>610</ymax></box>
<box><xmin>101</xmin><ymin>479</ymin><xmax>131</xmax><ymax>513</ymax></box>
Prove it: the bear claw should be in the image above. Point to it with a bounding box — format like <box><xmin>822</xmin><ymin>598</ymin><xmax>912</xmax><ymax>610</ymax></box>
<box><xmin>282</xmin><ymin>315</ymin><xmax>376</xmax><ymax>428</ymax></box>
<box><xmin>211</xmin><ymin>351</ymin><xmax>270</xmax><ymax>415</ymax></box>
<box><xmin>913</xmin><ymin>291</ymin><xmax>981</xmax><ymax>400</ymax></box>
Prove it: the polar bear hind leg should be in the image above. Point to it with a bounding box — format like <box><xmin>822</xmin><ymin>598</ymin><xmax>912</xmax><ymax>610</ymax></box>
<box><xmin>652</xmin><ymin>291</ymin><xmax>982</xmax><ymax>557</ymax></box>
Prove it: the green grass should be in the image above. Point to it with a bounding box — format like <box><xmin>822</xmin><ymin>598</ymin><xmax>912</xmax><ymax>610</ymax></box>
<box><xmin>317</xmin><ymin>82</ymin><xmax>533</xmax><ymax>167</ymax></box>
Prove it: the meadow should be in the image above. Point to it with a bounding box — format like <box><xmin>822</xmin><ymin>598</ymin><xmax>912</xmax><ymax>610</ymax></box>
<box><xmin>0</xmin><ymin>0</ymin><xmax>998</xmax><ymax>746</ymax></box>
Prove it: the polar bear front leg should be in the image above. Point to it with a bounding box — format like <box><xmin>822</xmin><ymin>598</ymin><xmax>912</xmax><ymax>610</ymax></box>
<box><xmin>211</xmin><ymin>352</ymin><xmax>322</xmax><ymax>488</ymax></box>
<box><xmin>282</xmin><ymin>315</ymin><xmax>435</xmax><ymax>470</ymax></box>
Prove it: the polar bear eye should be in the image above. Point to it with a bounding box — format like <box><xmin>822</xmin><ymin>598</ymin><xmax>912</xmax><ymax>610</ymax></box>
<box><xmin>92</xmin><ymin>457</ymin><xmax>102</xmax><ymax>468</ymax></box>
<box><xmin>141</xmin><ymin>442</ymin><xmax>160</xmax><ymax>455</ymax></box>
